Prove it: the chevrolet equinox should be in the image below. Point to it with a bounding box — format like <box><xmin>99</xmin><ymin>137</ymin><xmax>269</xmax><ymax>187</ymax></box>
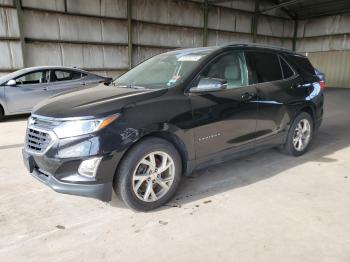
<box><xmin>22</xmin><ymin>44</ymin><xmax>324</xmax><ymax>211</ymax></box>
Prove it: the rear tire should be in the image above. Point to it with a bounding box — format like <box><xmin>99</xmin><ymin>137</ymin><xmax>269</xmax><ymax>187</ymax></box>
<box><xmin>281</xmin><ymin>112</ymin><xmax>313</xmax><ymax>156</ymax></box>
<box><xmin>114</xmin><ymin>137</ymin><xmax>182</xmax><ymax>211</ymax></box>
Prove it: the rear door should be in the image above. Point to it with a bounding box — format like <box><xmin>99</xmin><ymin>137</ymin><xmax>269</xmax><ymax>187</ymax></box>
<box><xmin>48</xmin><ymin>69</ymin><xmax>86</xmax><ymax>95</ymax></box>
<box><xmin>5</xmin><ymin>70</ymin><xmax>50</xmax><ymax>113</ymax></box>
<box><xmin>245</xmin><ymin>51</ymin><xmax>303</xmax><ymax>143</ymax></box>
<box><xmin>189</xmin><ymin>50</ymin><xmax>258</xmax><ymax>159</ymax></box>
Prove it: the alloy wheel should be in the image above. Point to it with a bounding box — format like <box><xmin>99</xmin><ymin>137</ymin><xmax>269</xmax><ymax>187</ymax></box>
<box><xmin>132</xmin><ymin>151</ymin><xmax>175</xmax><ymax>202</ymax></box>
<box><xmin>293</xmin><ymin>119</ymin><xmax>311</xmax><ymax>151</ymax></box>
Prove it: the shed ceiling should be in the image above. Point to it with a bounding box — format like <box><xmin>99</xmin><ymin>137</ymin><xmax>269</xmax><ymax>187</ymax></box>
<box><xmin>275</xmin><ymin>0</ymin><xmax>350</xmax><ymax>19</ymax></box>
<box><xmin>208</xmin><ymin>0</ymin><xmax>350</xmax><ymax>20</ymax></box>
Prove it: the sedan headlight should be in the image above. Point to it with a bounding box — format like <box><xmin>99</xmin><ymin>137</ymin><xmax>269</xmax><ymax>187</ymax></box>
<box><xmin>53</xmin><ymin>114</ymin><xmax>119</xmax><ymax>139</ymax></box>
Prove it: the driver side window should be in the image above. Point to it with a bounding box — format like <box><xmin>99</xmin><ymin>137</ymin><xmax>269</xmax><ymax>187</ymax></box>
<box><xmin>196</xmin><ymin>51</ymin><xmax>248</xmax><ymax>89</ymax></box>
<box><xmin>15</xmin><ymin>71</ymin><xmax>48</xmax><ymax>85</ymax></box>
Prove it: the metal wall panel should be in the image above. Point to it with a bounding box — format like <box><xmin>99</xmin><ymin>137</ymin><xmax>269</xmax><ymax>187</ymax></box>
<box><xmin>26</xmin><ymin>43</ymin><xmax>128</xmax><ymax>69</ymax></box>
<box><xmin>256</xmin><ymin>35</ymin><xmax>293</xmax><ymax>49</ymax></box>
<box><xmin>297</xmin><ymin>35</ymin><xmax>350</xmax><ymax>53</ymax></box>
<box><xmin>208</xmin><ymin>31</ymin><xmax>252</xmax><ymax>46</ymax></box>
<box><xmin>23</xmin><ymin>10</ymin><xmax>128</xmax><ymax>44</ymax></box>
<box><xmin>297</xmin><ymin>14</ymin><xmax>350</xmax><ymax>52</ymax></box>
<box><xmin>208</xmin><ymin>7</ymin><xmax>251</xmax><ymax>33</ymax></box>
<box><xmin>0</xmin><ymin>0</ymin><xmax>298</xmax><ymax>76</ymax></box>
<box><xmin>132</xmin><ymin>0</ymin><xmax>203</xmax><ymax>28</ymax></box>
<box><xmin>199</xmin><ymin>0</ymin><xmax>255</xmax><ymax>12</ymax></box>
<box><xmin>0</xmin><ymin>0</ymin><xmax>13</xmax><ymax>5</ymax></box>
<box><xmin>257</xmin><ymin>16</ymin><xmax>294</xmax><ymax>38</ymax></box>
<box><xmin>21</xmin><ymin>0</ymin><xmax>65</xmax><ymax>12</ymax></box>
<box><xmin>298</xmin><ymin>14</ymin><xmax>350</xmax><ymax>38</ymax></box>
<box><xmin>0</xmin><ymin>7</ymin><xmax>19</xmax><ymax>37</ymax></box>
<box><xmin>133</xmin><ymin>22</ymin><xmax>202</xmax><ymax>48</ymax></box>
<box><xmin>67</xmin><ymin>0</ymin><xmax>127</xmax><ymax>18</ymax></box>
<box><xmin>132</xmin><ymin>46</ymin><xmax>173</xmax><ymax>66</ymax></box>
<box><xmin>307</xmin><ymin>50</ymin><xmax>350</xmax><ymax>87</ymax></box>
<box><xmin>207</xmin><ymin>30</ymin><xmax>292</xmax><ymax>49</ymax></box>
<box><xmin>0</xmin><ymin>41</ymin><xmax>23</xmax><ymax>69</ymax></box>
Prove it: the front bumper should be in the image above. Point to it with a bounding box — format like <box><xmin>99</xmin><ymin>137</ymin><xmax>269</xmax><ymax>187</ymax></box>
<box><xmin>22</xmin><ymin>148</ymin><xmax>118</xmax><ymax>201</ymax></box>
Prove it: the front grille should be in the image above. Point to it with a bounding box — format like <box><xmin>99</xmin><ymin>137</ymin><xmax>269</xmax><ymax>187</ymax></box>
<box><xmin>26</xmin><ymin>128</ymin><xmax>52</xmax><ymax>153</ymax></box>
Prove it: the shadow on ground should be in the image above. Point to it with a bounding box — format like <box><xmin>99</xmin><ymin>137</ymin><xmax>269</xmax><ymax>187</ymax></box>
<box><xmin>1</xmin><ymin>114</ymin><xmax>29</xmax><ymax>123</ymax></box>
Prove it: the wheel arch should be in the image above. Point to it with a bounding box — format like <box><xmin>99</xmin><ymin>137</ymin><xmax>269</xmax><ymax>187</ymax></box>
<box><xmin>298</xmin><ymin>104</ymin><xmax>316</xmax><ymax>126</ymax></box>
<box><xmin>113</xmin><ymin>130</ymin><xmax>191</xmax><ymax>188</ymax></box>
<box><xmin>143</xmin><ymin>131</ymin><xmax>190</xmax><ymax>175</ymax></box>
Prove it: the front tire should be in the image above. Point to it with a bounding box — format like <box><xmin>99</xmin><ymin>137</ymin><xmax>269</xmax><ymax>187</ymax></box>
<box><xmin>114</xmin><ymin>137</ymin><xmax>182</xmax><ymax>211</ymax></box>
<box><xmin>281</xmin><ymin>112</ymin><xmax>313</xmax><ymax>156</ymax></box>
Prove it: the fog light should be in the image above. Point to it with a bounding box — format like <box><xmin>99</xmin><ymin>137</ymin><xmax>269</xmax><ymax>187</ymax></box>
<box><xmin>78</xmin><ymin>157</ymin><xmax>102</xmax><ymax>178</ymax></box>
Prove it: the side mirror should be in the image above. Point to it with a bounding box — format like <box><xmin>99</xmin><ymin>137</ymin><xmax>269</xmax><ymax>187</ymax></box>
<box><xmin>190</xmin><ymin>78</ymin><xmax>227</xmax><ymax>93</ymax></box>
<box><xmin>6</xmin><ymin>79</ymin><xmax>16</xmax><ymax>86</ymax></box>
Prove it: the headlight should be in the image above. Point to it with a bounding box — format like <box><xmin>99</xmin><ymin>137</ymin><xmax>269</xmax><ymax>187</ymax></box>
<box><xmin>53</xmin><ymin>114</ymin><xmax>119</xmax><ymax>139</ymax></box>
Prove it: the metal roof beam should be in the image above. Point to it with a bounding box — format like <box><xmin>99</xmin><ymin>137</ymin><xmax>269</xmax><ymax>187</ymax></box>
<box><xmin>260</xmin><ymin>0</ymin><xmax>302</xmax><ymax>14</ymax></box>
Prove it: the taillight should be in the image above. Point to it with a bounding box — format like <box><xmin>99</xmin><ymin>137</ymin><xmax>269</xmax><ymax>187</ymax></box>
<box><xmin>318</xmin><ymin>80</ymin><xmax>325</xmax><ymax>90</ymax></box>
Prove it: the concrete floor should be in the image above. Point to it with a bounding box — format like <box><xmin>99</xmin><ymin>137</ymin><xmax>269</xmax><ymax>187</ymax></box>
<box><xmin>0</xmin><ymin>89</ymin><xmax>349</xmax><ymax>262</ymax></box>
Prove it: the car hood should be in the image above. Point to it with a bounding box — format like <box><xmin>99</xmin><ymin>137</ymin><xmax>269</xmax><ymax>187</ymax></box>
<box><xmin>33</xmin><ymin>84</ymin><xmax>168</xmax><ymax>118</ymax></box>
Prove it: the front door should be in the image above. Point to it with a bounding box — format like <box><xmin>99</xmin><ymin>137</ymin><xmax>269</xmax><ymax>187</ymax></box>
<box><xmin>189</xmin><ymin>51</ymin><xmax>258</xmax><ymax>159</ymax></box>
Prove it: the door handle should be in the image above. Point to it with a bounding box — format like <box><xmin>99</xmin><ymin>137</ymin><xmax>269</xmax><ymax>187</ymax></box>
<box><xmin>42</xmin><ymin>87</ymin><xmax>48</xmax><ymax>91</ymax></box>
<box><xmin>242</xmin><ymin>92</ymin><xmax>256</xmax><ymax>101</ymax></box>
<box><xmin>80</xmin><ymin>82</ymin><xmax>86</xmax><ymax>86</ymax></box>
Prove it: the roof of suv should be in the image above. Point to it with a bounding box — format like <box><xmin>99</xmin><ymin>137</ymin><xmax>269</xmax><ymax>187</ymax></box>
<box><xmin>168</xmin><ymin>43</ymin><xmax>304</xmax><ymax>58</ymax></box>
<box><xmin>222</xmin><ymin>42</ymin><xmax>303</xmax><ymax>56</ymax></box>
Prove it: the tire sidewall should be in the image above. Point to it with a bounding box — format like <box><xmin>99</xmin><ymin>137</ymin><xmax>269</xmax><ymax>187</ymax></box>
<box><xmin>116</xmin><ymin>138</ymin><xmax>182</xmax><ymax>211</ymax></box>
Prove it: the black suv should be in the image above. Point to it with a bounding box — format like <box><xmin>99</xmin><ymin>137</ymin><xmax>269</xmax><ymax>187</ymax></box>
<box><xmin>22</xmin><ymin>44</ymin><xmax>324</xmax><ymax>211</ymax></box>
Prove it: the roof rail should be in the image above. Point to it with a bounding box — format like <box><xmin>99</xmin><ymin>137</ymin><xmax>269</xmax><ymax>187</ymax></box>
<box><xmin>221</xmin><ymin>42</ymin><xmax>295</xmax><ymax>53</ymax></box>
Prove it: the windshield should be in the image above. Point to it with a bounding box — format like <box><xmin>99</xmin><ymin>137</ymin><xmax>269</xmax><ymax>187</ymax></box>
<box><xmin>114</xmin><ymin>49</ymin><xmax>213</xmax><ymax>88</ymax></box>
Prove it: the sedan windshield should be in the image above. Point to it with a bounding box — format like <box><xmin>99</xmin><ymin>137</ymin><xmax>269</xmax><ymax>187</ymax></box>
<box><xmin>114</xmin><ymin>49</ymin><xmax>213</xmax><ymax>88</ymax></box>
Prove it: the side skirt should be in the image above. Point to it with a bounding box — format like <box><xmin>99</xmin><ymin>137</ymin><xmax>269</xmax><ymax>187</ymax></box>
<box><xmin>185</xmin><ymin>132</ymin><xmax>286</xmax><ymax>176</ymax></box>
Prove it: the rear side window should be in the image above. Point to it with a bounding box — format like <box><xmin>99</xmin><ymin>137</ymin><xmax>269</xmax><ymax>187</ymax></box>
<box><xmin>287</xmin><ymin>55</ymin><xmax>315</xmax><ymax>75</ymax></box>
<box><xmin>51</xmin><ymin>70</ymin><xmax>82</xmax><ymax>82</ymax></box>
<box><xmin>279</xmin><ymin>57</ymin><xmax>294</xmax><ymax>79</ymax></box>
<box><xmin>246</xmin><ymin>52</ymin><xmax>283</xmax><ymax>83</ymax></box>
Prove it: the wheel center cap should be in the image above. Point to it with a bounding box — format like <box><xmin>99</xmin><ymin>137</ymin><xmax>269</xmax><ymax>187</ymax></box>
<box><xmin>150</xmin><ymin>173</ymin><xmax>157</xmax><ymax>180</ymax></box>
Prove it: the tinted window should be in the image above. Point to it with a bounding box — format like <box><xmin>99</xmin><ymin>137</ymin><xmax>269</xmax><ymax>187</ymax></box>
<box><xmin>197</xmin><ymin>51</ymin><xmax>248</xmax><ymax>89</ymax></box>
<box><xmin>52</xmin><ymin>70</ymin><xmax>82</xmax><ymax>82</ymax></box>
<box><xmin>287</xmin><ymin>55</ymin><xmax>315</xmax><ymax>75</ymax></box>
<box><xmin>15</xmin><ymin>71</ymin><xmax>49</xmax><ymax>85</ymax></box>
<box><xmin>247</xmin><ymin>52</ymin><xmax>283</xmax><ymax>83</ymax></box>
<box><xmin>280</xmin><ymin>57</ymin><xmax>294</xmax><ymax>79</ymax></box>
